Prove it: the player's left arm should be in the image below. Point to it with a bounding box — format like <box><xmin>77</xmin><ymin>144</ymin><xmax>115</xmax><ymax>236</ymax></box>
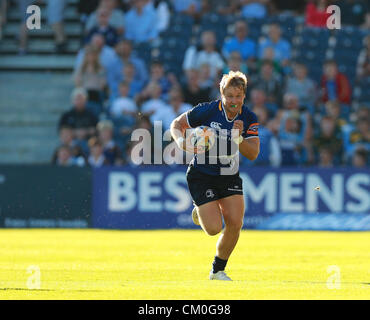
<box><xmin>233</xmin><ymin>119</ymin><xmax>260</xmax><ymax>161</ymax></box>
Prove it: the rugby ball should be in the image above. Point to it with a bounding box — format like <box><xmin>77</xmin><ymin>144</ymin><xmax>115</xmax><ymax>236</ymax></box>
<box><xmin>187</xmin><ymin>126</ymin><xmax>216</xmax><ymax>154</ymax></box>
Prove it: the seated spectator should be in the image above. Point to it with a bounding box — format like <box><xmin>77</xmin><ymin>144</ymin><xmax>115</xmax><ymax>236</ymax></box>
<box><xmin>155</xmin><ymin>0</ymin><xmax>171</xmax><ymax>33</ymax></box>
<box><xmin>223</xmin><ymin>51</ymin><xmax>248</xmax><ymax>75</ymax></box>
<box><xmin>114</xmin><ymin>40</ymin><xmax>149</xmax><ymax>85</ymax></box>
<box><xmin>140</xmin><ymin>81</ymin><xmax>168</xmax><ymax>117</ymax></box>
<box><xmin>55</xmin><ymin>145</ymin><xmax>85</xmax><ymax>167</ymax></box>
<box><xmin>216</xmin><ymin>0</ymin><xmax>240</xmax><ymax>15</ymax></box>
<box><xmin>305</xmin><ymin>0</ymin><xmax>331</xmax><ymax>28</ymax></box>
<box><xmin>87</xmin><ymin>136</ymin><xmax>110</xmax><ymax>167</ymax></box>
<box><xmin>110</xmin><ymin>81</ymin><xmax>138</xmax><ymax>121</ymax></box>
<box><xmin>97</xmin><ymin>120</ymin><xmax>124</xmax><ymax>165</ymax></box>
<box><xmin>198</xmin><ymin>63</ymin><xmax>214</xmax><ymax>89</ymax></box>
<box><xmin>85</xmin><ymin>0</ymin><xmax>125</xmax><ymax>35</ymax></box>
<box><xmin>58</xmin><ymin>88</ymin><xmax>98</xmax><ymax>141</ymax></box>
<box><xmin>324</xmin><ymin>100</ymin><xmax>347</xmax><ymax>128</ymax></box>
<box><xmin>136</xmin><ymin>60</ymin><xmax>173</xmax><ymax>103</ymax></box>
<box><xmin>318</xmin><ymin>147</ymin><xmax>334</xmax><ymax>168</ymax></box>
<box><xmin>285</xmin><ymin>62</ymin><xmax>316</xmax><ymax>111</ymax></box>
<box><xmin>124</xmin><ymin>0</ymin><xmax>159</xmax><ymax>43</ymax></box>
<box><xmin>182</xmin><ymin>69</ymin><xmax>211</xmax><ymax>106</ymax></box>
<box><xmin>246</xmin><ymin>106</ymin><xmax>282</xmax><ymax>167</ymax></box>
<box><xmin>172</xmin><ymin>0</ymin><xmax>201</xmax><ymax>18</ymax></box>
<box><xmin>258</xmin><ymin>23</ymin><xmax>291</xmax><ymax>68</ymax></box>
<box><xmin>335</xmin><ymin>0</ymin><xmax>369</xmax><ymax>26</ymax></box>
<box><xmin>320</xmin><ymin>60</ymin><xmax>351</xmax><ymax>105</ymax></box>
<box><xmin>151</xmin><ymin>88</ymin><xmax>192</xmax><ymax>131</ymax></box>
<box><xmin>352</xmin><ymin>148</ymin><xmax>368</xmax><ymax>168</ymax></box>
<box><xmin>222</xmin><ymin>20</ymin><xmax>256</xmax><ymax>66</ymax></box>
<box><xmin>345</xmin><ymin>117</ymin><xmax>370</xmax><ymax>160</ymax></box>
<box><xmin>85</xmin><ymin>8</ymin><xmax>119</xmax><ymax>47</ymax></box>
<box><xmin>269</xmin><ymin>93</ymin><xmax>313</xmax><ymax>165</ymax></box>
<box><xmin>75</xmin><ymin>34</ymin><xmax>119</xmax><ymax>88</ymax></box>
<box><xmin>110</xmin><ymin>62</ymin><xmax>145</xmax><ymax>101</ymax></box>
<box><xmin>183</xmin><ymin>30</ymin><xmax>225</xmax><ymax>81</ymax></box>
<box><xmin>241</xmin><ymin>0</ymin><xmax>267</xmax><ymax>19</ymax></box>
<box><xmin>360</xmin><ymin>12</ymin><xmax>370</xmax><ymax>30</ymax></box>
<box><xmin>51</xmin><ymin>125</ymin><xmax>87</xmax><ymax>165</ymax></box>
<box><xmin>356</xmin><ymin>35</ymin><xmax>370</xmax><ymax>80</ymax></box>
<box><xmin>313</xmin><ymin>116</ymin><xmax>343</xmax><ymax>164</ymax></box>
<box><xmin>252</xmin><ymin>60</ymin><xmax>283</xmax><ymax>111</ymax></box>
<box><xmin>73</xmin><ymin>45</ymin><xmax>106</xmax><ymax>109</ymax></box>
<box><xmin>249</xmin><ymin>88</ymin><xmax>269</xmax><ymax>114</ymax></box>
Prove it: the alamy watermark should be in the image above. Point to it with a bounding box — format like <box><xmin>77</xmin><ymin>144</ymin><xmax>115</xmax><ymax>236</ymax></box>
<box><xmin>26</xmin><ymin>5</ymin><xmax>41</xmax><ymax>30</ymax></box>
<box><xmin>26</xmin><ymin>265</ymin><xmax>41</xmax><ymax>289</ymax></box>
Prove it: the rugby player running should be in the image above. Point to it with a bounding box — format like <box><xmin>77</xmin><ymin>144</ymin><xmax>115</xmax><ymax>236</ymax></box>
<box><xmin>170</xmin><ymin>71</ymin><xmax>260</xmax><ymax>280</ymax></box>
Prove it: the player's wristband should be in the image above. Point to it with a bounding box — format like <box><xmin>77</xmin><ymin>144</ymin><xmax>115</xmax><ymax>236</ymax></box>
<box><xmin>233</xmin><ymin>135</ymin><xmax>244</xmax><ymax>145</ymax></box>
<box><xmin>175</xmin><ymin>136</ymin><xmax>185</xmax><ymax>149</ymax></box>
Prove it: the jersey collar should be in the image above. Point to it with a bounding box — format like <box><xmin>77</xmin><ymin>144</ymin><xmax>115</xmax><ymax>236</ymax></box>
<box><xmin>220</xmin><ymin>100</ymin><xmax>241</xmax><ymax>122</ymax></box>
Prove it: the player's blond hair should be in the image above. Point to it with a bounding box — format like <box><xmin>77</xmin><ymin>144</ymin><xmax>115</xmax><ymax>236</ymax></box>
<box><xmin>219</xmin><ymin>71</ymin><xmax>248</xmax><ymax>95</ymax></box>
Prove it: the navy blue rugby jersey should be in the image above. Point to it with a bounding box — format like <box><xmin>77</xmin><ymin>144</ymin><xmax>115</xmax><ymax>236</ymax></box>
<box><xmin>186</xmin><ymin>100</ymin><xmax>259</xmax><ymax>176</ymax></box>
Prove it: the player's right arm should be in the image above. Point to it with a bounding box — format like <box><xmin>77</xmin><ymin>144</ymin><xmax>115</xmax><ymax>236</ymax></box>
<box><xmin>170</xmin><ymin>113</ymin><xmax>191</xmax><ymax>151</ymax></box>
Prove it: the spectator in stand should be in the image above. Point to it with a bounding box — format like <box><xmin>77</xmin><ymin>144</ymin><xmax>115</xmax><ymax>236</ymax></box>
<box><xmin>320</xmin><ymin>60</ymin><xmax>351</xmax><ymax>105</ymax></box>
<box><xmin>85</xmin><ymin>8</ymin><xmax>119</xmax><ymax>47</ymax></box>
<box><xmin>47</xmin><ymin>0</ymin><xmax>68</xmax><ymax>53</ymax></box>
<box><xmin>140</xmin><ymin>81</ymin><xmax>168</xmax><ymax>117</ymax></box>
<box><xmin>360</xmin><ymin>12</ymin><xmax>370</xmax><ymax>30</ymax></box>
<box><xmin>335</xmin><ymin>0</ymin><xmax>369</xmax><ymax>26</ymax></box>
<box><xmin>85</xmin><ymin>0</ymin><xmax>125</xmax><ymax>35</ymax></box>
<box><xmin>73</xmin><ymin>45</ymin><xmax>107</xmax><ymax>110</ymax></box>
<box><xmin>182</xmin><ymin>69</ymin><xmax>211</xmax><ymax>106</ymax></box>
<box><xmin>172</xmin><ymin>0</ymin><xmax>202</xmax><ymax>18</ymax></box>
<box><xmin>240</xmin><ymin>0</ymin><xmax>268</xmax><ymax>19</ymax></box>
<box><xmin>313</xmin><ymin>116</ymin><xmax>343</xmax><ymax>164</ymax></box>
<box><xmin>97</xmin><ymin>119</ymin><xmax>124</xmax><ymax>165</ymax></box>
<box><xmin>258</xmin><ymin>23</ymin><xmax>291</xmax><ymax>69</ymax></box>
<box><xmin>318</xmin><ymin>147</ymin><xmax>334</xmax><ymax>168</ymax></box>
<box><xmin>222</xmin><ymin>51</ymin><xmax>248</xmax><ymax>75</ymax></box>
<box><xmin>183</xmin><ymin>30</ymin><xmax>225</xmax><ymax>81</ymax></box>
<box><xmin>51</xmin><ymin>125</ymin><xmax>87</xmax><ymax>165</ymax></box>
<box><xmin>110</xmin><ymin>81</ymin><xmax>138</xmax><ymax>121</ymax></box>
<box><xmin>324</xmin><ymin>100</ymin><xmax>347</xmax><ymax>128</ymax></box>
<box><xmin>352</xmin><ymin>148</ymin><xmax>368</xmax><ymax>168</ymax></box>
<box><xmin>55</xmin><ymin>145</ymin><xmax>85</xmax><ymax>167</ymax></box>
<box><xmin>124</xmin><ymin>0</ymin><xmax>159</xmax><ymax>43</ymax></box>
<box><xmin>136</xmin><ymin>60</ymin><xmax>173</xmax><ymax>103</ymax></box>
<box><xmin>75</xmin><ymin>34</ymin><xmax>119</xmax><ymax>88</ymax></box>
<box><xmin>285</xmin><ymin>62</ymin><xmax>316</xmax><ymax>111</ymax></box>
<box><xmin>246</xmin><ymin>106</ymin><xmax>282</xmax><ymax>167</ymax></box>
<box><xmin>305</xmin><ymin>0</ymin><xmax>331</xmax><ymax>28</ymax></box>
<box><xmin>222</xmin><ymin>20</ymin><xmax>256</xmax><ymax>67</ymax></box>
<box><xmin>249</xmin><ymin>88</ymin><xmax>270</xmax><ymax>114</ymax></box>
<box><xmin>252</xmin><ymin>60</ymin><xmax>283</xmax><ymax>112</ymax></box>
<box><xmin>87</xmin><ymin>136</ymin><xmax>109</xmax><ymax>167</ymax></box>
<box><xmin>269</xmin><ymin>93</ymin><xmax>313</xmax><ymax>165</ymax></box>
<box><xmin>151</xmin><ymin>87</ymin><xmax>192</xmax><ymax>131</ymax></box>
<box><xmin>58</xmin><ymin>88</ymin><xmax>98</xmax><ymax>141</ymax></box>
<box><xmin>356</xmin><ymin>35</ymin><xmax>370</xmax><ymax>80</ymax></box>
<box><xmin>115</xmin><ymin>40</ymin><xmax>148</xmax><ymax>83</ymax></box>
<box><xmin>345</xmin><ymin>117</ymin><xmax>370</xmax><ymax>161</ymax></box>
<box><xmin>154</xmin><ymin>0</ymin><xmax>171</xmax><ymax>33</ymax></box>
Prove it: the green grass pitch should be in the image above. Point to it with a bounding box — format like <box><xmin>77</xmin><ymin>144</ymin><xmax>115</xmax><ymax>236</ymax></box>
<box><xmin>0</xmin><ymin>229</ymin><xmax>369</xmax><ymax>299</ymax></box>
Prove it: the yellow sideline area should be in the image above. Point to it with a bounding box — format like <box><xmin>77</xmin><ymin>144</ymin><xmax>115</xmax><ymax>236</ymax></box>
<box><xmin>0</xmin><ymin>229</ymin><xmax>369</xmax><ymax>300</ymax></box>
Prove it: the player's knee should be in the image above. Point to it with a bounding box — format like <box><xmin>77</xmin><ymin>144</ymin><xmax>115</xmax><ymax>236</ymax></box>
<box><xmin>225</xmin><ymin>217</ymin><xmax>243</xmax><ymax>231</ymax></box>
<box><xmin>204</xmin><ymin>225</ymin><xmax>222</xmax><ymax>236</ymax></box>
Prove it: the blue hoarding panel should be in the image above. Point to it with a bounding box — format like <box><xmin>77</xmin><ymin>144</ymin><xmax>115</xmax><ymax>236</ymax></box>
<box><xmin>92</xmin><ymin>166</ymin><xmax>370</xmax><ymax>230</ymax></box>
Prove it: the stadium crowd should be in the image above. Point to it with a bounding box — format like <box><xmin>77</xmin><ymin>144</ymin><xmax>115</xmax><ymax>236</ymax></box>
<box><xmin>46</xmin><ymin>0</ymin><xmax>369</xmax><ymax>168</ymax></box>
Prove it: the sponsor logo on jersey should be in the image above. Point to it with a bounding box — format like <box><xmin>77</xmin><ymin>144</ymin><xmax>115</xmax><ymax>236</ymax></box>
<box><xmin>210</xmin><ymin>122</ymin><xmax>222</xmax><ymax>130</ymax></box>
